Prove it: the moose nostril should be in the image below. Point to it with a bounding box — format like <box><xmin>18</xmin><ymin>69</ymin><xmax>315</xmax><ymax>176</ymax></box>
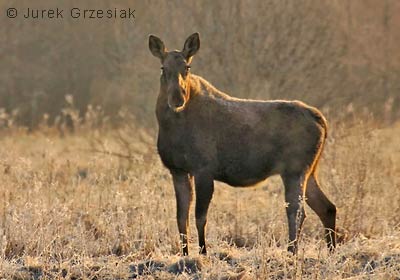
<box><xmin>168</xmin><ymin>92</ymin><xmax>185</xmax><ymax>110</ymax></box>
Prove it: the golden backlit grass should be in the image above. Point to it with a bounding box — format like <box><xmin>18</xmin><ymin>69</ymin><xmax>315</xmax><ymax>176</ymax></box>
<box><xmin>0</xmin><ymin>120</ymin><xmax>399</xmax><ymax>279</ymax></box>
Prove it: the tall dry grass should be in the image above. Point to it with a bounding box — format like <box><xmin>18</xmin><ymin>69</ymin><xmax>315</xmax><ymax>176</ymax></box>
<box><xmin>0</xmin><ymin>117</ymin><xmax>399</xmax><ymax>279</ymax></box>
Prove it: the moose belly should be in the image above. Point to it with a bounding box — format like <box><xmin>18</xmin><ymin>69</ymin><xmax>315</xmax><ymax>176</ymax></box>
<box><xmin>215</xmin><ymin>174</ymin><xmax>268</xmax><ymax>187</ymax></box>
<box><xmin>214</xmin><ymin>158</ymin><xmax>277</xmax><ymax>187</ymax></box>
<box><xmin>213</xmin><ymin>137</ymin><xmax>281</xmax><ymax>187</ymax></box>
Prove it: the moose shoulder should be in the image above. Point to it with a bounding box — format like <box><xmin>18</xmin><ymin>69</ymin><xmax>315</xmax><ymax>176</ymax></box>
<box><xmin>149</xmin><ymin>32</ymin><xmax>337</xmax><ymax>255</ymax></box>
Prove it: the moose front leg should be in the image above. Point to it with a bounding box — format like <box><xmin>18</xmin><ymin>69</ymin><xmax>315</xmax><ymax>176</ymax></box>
<box><xmin>194</xmin><ymin>172</ymin><xmax>214</xmax><ymax>255</ymax></box>
<box><xmin>171</xmin><ymin>171</ymin><xmax>193</xmax><ymax>256</ymax></box>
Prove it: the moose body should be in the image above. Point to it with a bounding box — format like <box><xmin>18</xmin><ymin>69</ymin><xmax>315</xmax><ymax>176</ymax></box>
<box><xmin>149</xmin><ymin>33</ymin><xmax>337</xmax><ymax>255</ymax></box>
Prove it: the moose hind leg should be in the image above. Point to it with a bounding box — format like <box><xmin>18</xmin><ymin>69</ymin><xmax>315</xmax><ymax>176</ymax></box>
<box><xmin>306</xmin><ymin>174</ymin><xmax>337</xmax><ymax>250</ymax></box>
<box><xmin>172</xmin><ymin>171</ymin><xmax>193</xmax><ymax>255</ymax></box>
<box><xmin>281</xmin><ymin>173</ymin><xmax>307</xmax><ymax>254</ymax></box>
<box><xmin>194</xmin><ymin>173</ymin><xmax>214</xmax><ymax>255</ymax></box>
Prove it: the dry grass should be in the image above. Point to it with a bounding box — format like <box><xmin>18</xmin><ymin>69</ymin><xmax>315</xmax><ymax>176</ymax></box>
<box><xmin>0</xmin><ymin>120</ymin><xmax>399</xmax><ymax>279</ymax></box>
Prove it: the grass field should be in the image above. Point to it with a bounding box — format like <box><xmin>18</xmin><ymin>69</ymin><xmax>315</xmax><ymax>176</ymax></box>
<box><xmin>0</xmin><ymin>119</ymin><xmax>399</xmax><ymax>279</ymax></box>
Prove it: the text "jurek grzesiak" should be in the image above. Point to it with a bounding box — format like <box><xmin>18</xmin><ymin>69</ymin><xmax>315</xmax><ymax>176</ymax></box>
<box><xmin>21</xmin><ymin>7</ymin><xmax>135</xmax><ymax>19</ymax></box>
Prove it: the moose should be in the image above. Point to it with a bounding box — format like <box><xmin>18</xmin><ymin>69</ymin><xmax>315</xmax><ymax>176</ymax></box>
<box><xmin>148</xmin><ymin>33</ymin><xmax>336</xmax><ymax>255</ymax></box>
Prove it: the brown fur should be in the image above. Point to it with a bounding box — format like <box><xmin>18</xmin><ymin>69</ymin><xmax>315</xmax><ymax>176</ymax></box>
<box><xmin>149</xmin><ymin>33</ymin><xmax>336</xmax><ymax>255</ymax></box>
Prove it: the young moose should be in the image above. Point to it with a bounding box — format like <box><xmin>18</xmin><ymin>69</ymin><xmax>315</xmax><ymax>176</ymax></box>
<box><xmin>149</xmin><ymin>33</ymin><xmax>336</xmax><ymax>255</ymax></box>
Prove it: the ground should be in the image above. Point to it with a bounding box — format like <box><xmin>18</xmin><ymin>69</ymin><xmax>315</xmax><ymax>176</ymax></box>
<box><xmin>0</xmin><ymin>120</ymin><xmax>399</xmax><ymax>279</ymax></box>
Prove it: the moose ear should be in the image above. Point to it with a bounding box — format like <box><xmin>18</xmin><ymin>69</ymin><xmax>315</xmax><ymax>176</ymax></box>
<box><xmin>149</xmin><ymin>35</ymin><xmax>166</xmax><ymax>60</ymax></box>
<box><xmin>182</xmin><ymin>32</ymin><xmax>200</xmax><ymax>62</ymax></box>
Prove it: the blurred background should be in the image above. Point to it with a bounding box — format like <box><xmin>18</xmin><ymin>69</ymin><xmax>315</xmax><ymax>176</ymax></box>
<box><xmin>1</xmin><ymin>0</ymin><xmax>399</xmax><ymax>130</ymax></box>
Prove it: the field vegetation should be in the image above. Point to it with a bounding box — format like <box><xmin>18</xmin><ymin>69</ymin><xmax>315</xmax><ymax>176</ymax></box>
<box><xmin>0</xmin><ymin>116</ymin><xmax>399</xmax><ymax>279</ymax></box>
